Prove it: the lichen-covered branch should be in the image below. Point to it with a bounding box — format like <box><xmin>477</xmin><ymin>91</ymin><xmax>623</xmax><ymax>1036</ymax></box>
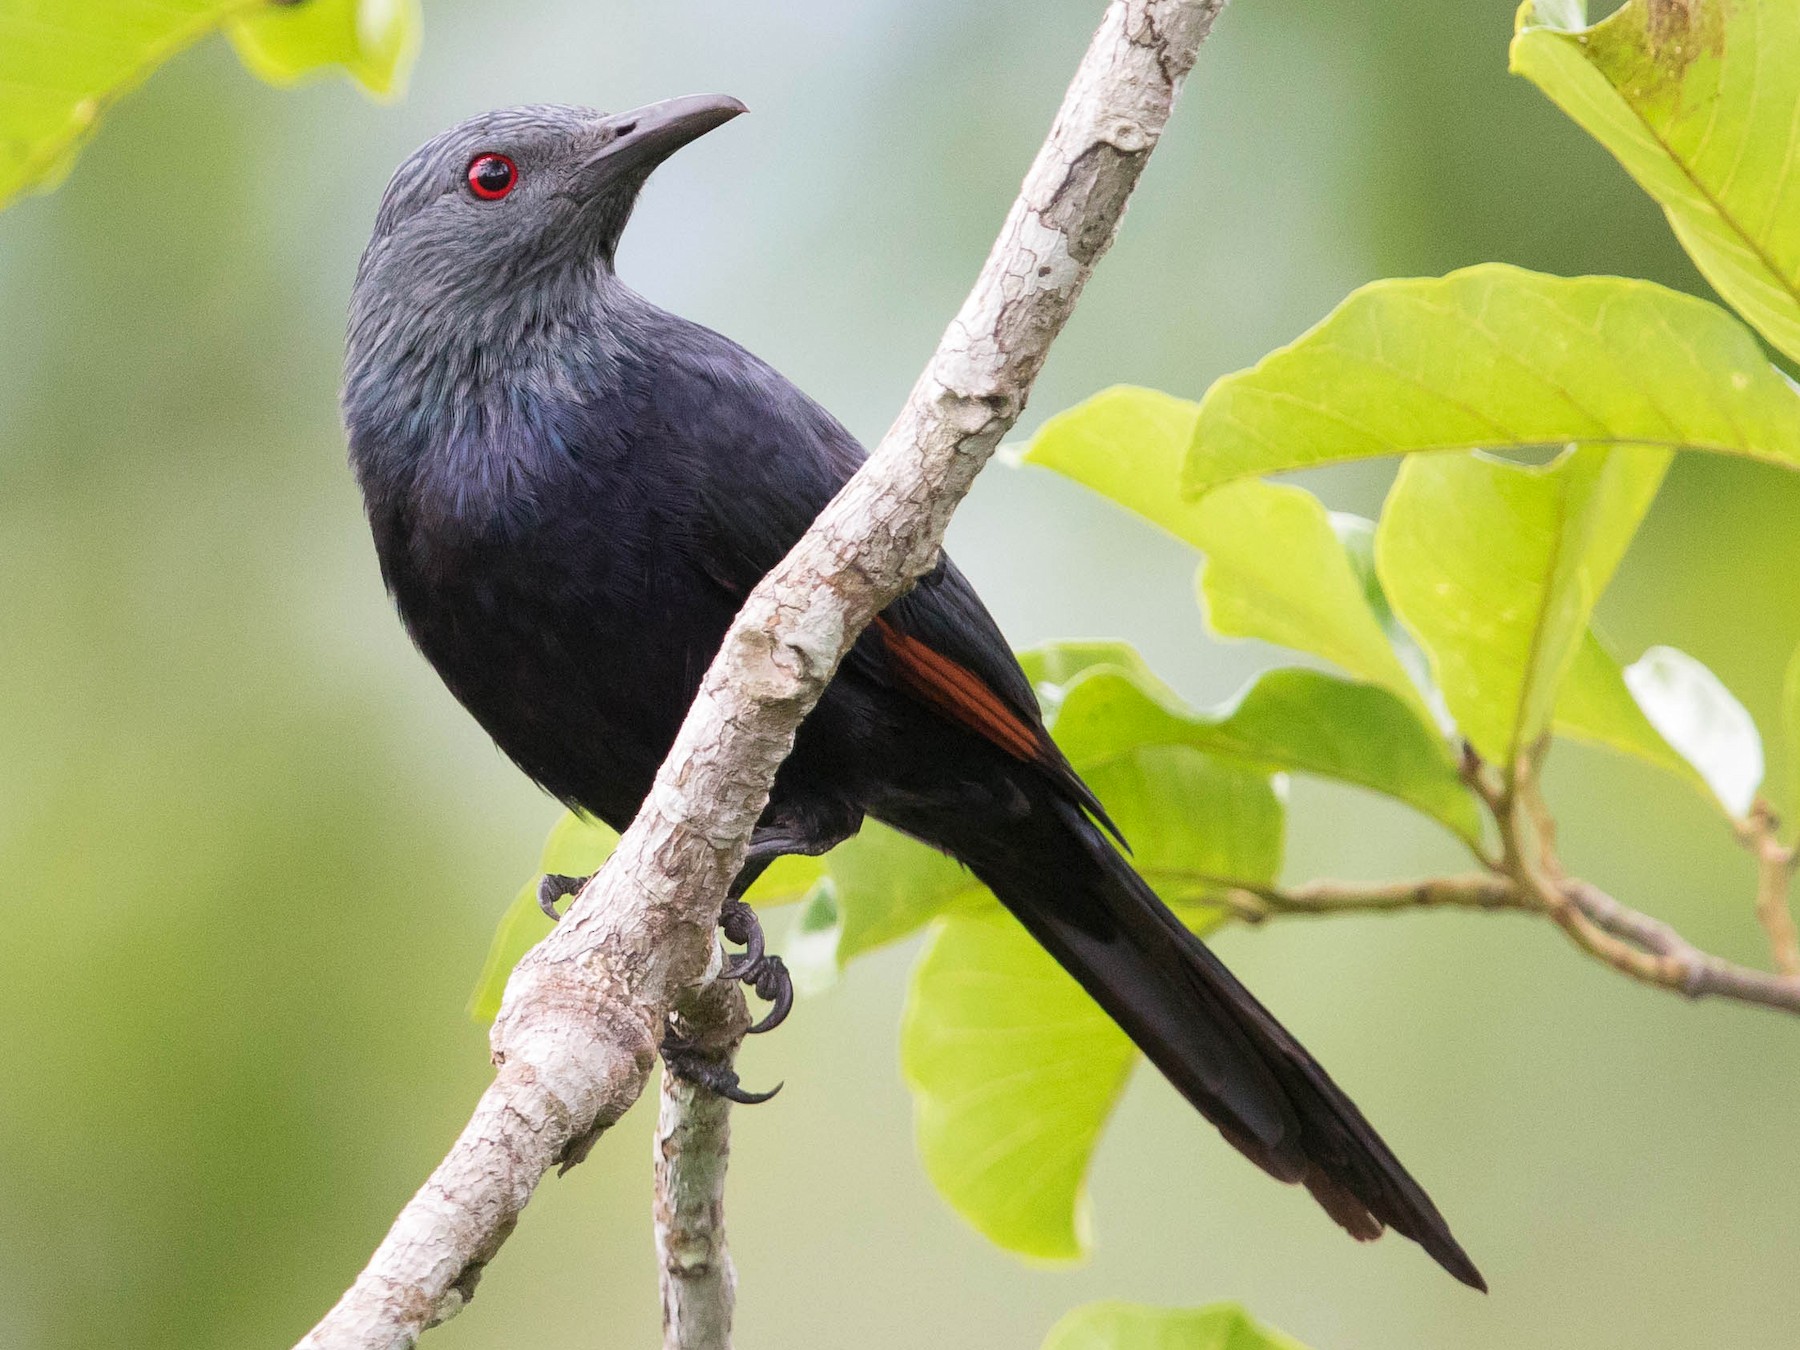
<box><xmin>655</xmin><ymin>981</ymin><xmax>751</xmax><ymax>1350</ymax></box>
<box><xmin>293</xmin><ymin>5</ymin><xmax>1228</xmax><ymax>1347</ymax></box>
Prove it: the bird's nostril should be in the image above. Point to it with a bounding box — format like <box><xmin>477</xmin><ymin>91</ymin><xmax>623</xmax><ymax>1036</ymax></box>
<box><xmin>614</xmin><ymin>120</ymin><xmax>637</xmax><ymax>138</ymax></box>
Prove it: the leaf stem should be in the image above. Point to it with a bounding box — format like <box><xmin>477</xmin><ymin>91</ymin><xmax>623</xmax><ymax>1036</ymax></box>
<box><xmin>1737</xmin><ymin>801</ymin><xmax>1800</xmax><ymax>977</ymax></box>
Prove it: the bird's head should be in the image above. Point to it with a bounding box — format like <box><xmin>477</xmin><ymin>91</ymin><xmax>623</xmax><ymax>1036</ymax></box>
<box><xmin>349</xmin><ymin>95</ymin><xmax>745</xmax><ymax>331</ymax></box>
<box><xmin>343</xmin><ymin>96</ymin><xmax>744</xmax><ymax>492</ymax></box>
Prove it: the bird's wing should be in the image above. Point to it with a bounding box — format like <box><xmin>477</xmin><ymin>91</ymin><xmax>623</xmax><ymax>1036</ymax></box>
<box><xmin>647</xmin><ymin>319</ymin><xmax>1116</xmax><ymax>837</ymax></box>
<box><xmin>868</xmin><ymin>562</ymin><xmax>1122</xmax><ymax>842</ymax></box>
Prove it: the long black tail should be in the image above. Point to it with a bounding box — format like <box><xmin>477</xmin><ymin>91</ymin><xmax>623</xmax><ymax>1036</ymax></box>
<box><xmin>945</xmin><ymin>786</ymin><xmax>1485</xmax><ymax>1291</ymax></box>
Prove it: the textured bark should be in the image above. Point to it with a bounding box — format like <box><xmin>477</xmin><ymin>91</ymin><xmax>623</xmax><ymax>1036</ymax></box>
<box><xmin>655</xmin><ymin>981</ymin><xmax>751</xmax><ymax>1350</ymax></box>
<box><xmin>294</xmin><ymin>4</ymin><xmax>1227</xmax><ymax>1347</ymax></box>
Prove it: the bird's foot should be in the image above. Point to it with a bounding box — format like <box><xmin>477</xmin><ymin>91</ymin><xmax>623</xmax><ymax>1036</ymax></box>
<box><xmin>539</xmin><ymin>880</ymin><xmax>791</xmax><ymax>1040</ymax></box>
<box><xmin>717</xmin><ymin>898</ymin><xmax>793</xmax><ymax>1034</ymax></box>
<box><xmin>662</xmin><ymin>1024</ymin><xmax>782</xmax><ymax>1105</ymax></box>
<box><xmin>538</xmin><ymin>872</ymin><xmax>588</xmax><ymax>920</ymax></box>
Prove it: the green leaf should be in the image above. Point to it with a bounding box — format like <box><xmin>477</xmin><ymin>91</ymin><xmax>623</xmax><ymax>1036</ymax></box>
<box><xmin>1622</xmin><ymin>645</ymin><xmax>1763</xmax><ymax>818</ymax></box>
<box><xmin>1078</xmin><ymin>746</ymin><xmax>1286</xmax><ymax>906</ymax></box>
<box><xmin>1193</xmin><ymin>482</ymin><xmax>1426</xmax><ymax>712</ymax></box>
<box><xmin>1024</xmin><ymin>386</ymin><xmax>1205</xmax><ymax>539</ymax></box>
<box><xmin>1331</xmin><ymin>513</ymin><xmax>1452</xmax><ymax>727</ymax></box>
<box><xmin>226</xmin><ymin>0</ymin><xmax>419</xmax><ymax>97</ymax></box>
<box><xmin>1019</xmin><ymin>639</ymin><xmax>1163</xmax><ymax>691</ymax></box>
<box><xmin>808</xmin><ymin>640</ymin><xmax>1305</xmax><ymax>973</ymax></box>
<box><xmin>467</xmin><ymin>880</ymin><xmax>554</xmax><ymax>1022</ymax></box>
<box><xmin>1</xmin><ymin>0</ymin><xmax>239</xmax><ymax>206</ymax></box>
<box><xmin>814</xmin><ymin>737</ymin><xmax>1285</xmax><ymax>978</ymax></box>
<box><xmin>537</xmin><ymin>810</ymin><xmax>621</xmax><ymax>878</ymax></box>
<box><xmin>1377</xmin><ymin>445</ymin><xmax>1670</xmax><ymax>769</ymax></box>
<box><xmin>1020</xmin><ymin>639</ymin><xmax>1166</xmax><ymax>724</ymax></box>
<box><xmin>901</xmin><ymin>745</ymin><xmax>1277</xmax><ymax>1259</ymax></box>
<box><xmin>902</xmin><ymin>910</ymin><xmax>1137</xmax><ymax>1261</ymax></box>
<box><xmin>1555</xmin><ymin>630</ymin><xmax>1704</xmax><ymax>786</ymax></box>
<box><xmin>1025</xmin><ymin>398</ymin><xmax>1430</xmax><ymax>713</ymax></box>
<box><xmin>1042</xmin><ymin>1301</ymin><xmax>1312</xmax><ymax>1350</ymax></box>
<box><xmin>468</xmin><ymin>813</ymin><xmax>615</xmax><ymax>1021</ymax></box>
<box><xmin>0</xmin><ymin>0</ymin><xmax>420</xmax><ymax>209</ymax></box>
<box><xmin>1184</xmin><ymin>267</ymin><xmax>1800</xmax><ymax>495</ymax></box>
<box><xmin>825</xmin><ymin>821</ymin><xmax>991</xmax><ymax>965</ymax></box>
<box><xmin>745</xmin><ymin>852</ymin><xmax>832</xmax><ymax>907</ymax></box>
<box><xmin>1513</xmin><ymin>0</ymin><xmax>1800</xmax><ymax>362</ymax></box>
<box><xmin>1046</xmin><ymin>655</ymin><xmax>1482</xmax><ymax>844</ymax></box>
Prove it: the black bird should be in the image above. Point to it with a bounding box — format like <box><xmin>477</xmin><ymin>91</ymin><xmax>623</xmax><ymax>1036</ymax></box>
<box><xmin>344</xmin><ymin>96</ymin><xmax>1484</xmax><ymax>1290</ymax></box>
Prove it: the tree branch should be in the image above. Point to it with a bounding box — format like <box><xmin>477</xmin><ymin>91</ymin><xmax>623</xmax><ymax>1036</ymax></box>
<box><xmin>1502</xmin><ymin>761</ymin><xmax>1800</xmax><ymax>1013</ymax></box>
<box><xmin>655</xmin><ymin>981</ymin><xmax>751</xmax><ymax>1350</ymax></box>
<box><xmin>294</xmin><ymin>4</ymin><xmax>1227</xmax><ymax>1347</ymax></box>
<box><xmin>1197</xmin><ymin>748</ymin><xmax>1800</xmax><ymax>1019</ymax></box>
<box><xmin>1217</xmin><ymin>874</ymin><xmax>1522</xmax><ymax>919</ymax></box>
<box><xmin>1213</xmin><ymin>870</ymin><xmax>1800</xmax><ymax>1015</ymax></box>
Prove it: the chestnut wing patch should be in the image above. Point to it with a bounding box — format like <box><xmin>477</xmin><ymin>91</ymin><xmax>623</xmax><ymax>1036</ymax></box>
<box><xmin>872</xmin><ymin>616</ymin><xmax>1051</xmax><ymax>765</ymax></box>
<box><xmin>871</xmin><ymin>616</ymin><xmax>1125</xmax><ymax>847</ymax></box>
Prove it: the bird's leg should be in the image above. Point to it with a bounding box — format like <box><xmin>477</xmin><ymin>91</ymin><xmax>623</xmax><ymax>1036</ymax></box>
<box><xmin>537</xmin><ymin>872</ymin><xmax>588</xmax><ymax>920</ymax></box>
<box><xmin>716</xmin><ymin>898</ymin><xmax>794</xmax><ymax>1035</ymax></box>
<box><xmin>661</xmin><ymin>1021</ymin><xmax>782</xmax><ymax>1106</ymax></box>
<box><xmin>534</xmin><ymin>861</ymin><xmax>792</xmax><ymax>1038</ymax></box>
<box><xmin>714</xmin><ymin>878</ymin><xmax>792</xmax><ymax>1036</ymax></box>
<box><xmin>536</xmin><ymin>874</ymin><xmax>785</xmax><ymax>1099</ymax></box>
<box><xmin>540</xmin><ymin>808</ymin><xmax>858</xmax><ymax>1050</ymax></box>
<box><xmin>715</xmin><ymin>808</ymin><xmax>860</xmax><ymax>1035</ymax></box>
<box><xmin>535</xmin><ymin>863</ymin><xmax>792</xmax><ymax>1040</ymax></box>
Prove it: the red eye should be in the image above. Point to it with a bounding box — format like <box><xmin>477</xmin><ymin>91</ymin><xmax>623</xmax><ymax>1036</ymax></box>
<box><xmin>467</xmin><ymin>153</ymin><xmax>517</xmax><ymax>200</ymax></box>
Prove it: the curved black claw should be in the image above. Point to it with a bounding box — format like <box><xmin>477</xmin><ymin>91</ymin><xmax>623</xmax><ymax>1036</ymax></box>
<box><xmin>713</xmin><ymin>899</ymin><xmax>794</xmax><ymax>1034</ymax></box>
<box><xmin>538</xmin><ymin>872</ymin><xmax>590</xmax><ymax>921</ymax></box>
<box><xmin>717</xmin><ymin>898</ymin><xmax>765</xmax><ymax>980</ymax></box>
<box><xmin>663</xmin><ymin>1035</ymin><xmax>783</xmax><ymax>1105</ymax></box>
<box><xmin>746</xmin><ymin>956</ymin><xmax>793</xmax><ymax>1035</ymax></box>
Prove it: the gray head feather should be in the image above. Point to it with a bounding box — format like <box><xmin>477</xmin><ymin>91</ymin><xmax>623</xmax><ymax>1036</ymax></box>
<box><xmin>342</xmin><ymin>96</ymin><xmax>745</xmax><ymax>514</ymax></box>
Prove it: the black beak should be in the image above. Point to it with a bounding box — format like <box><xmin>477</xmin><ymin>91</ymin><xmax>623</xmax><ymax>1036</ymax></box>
<box><xmin>575</xmin><ymin>94</ymin><xmax>747</xmax><ymax>196</ymax></box>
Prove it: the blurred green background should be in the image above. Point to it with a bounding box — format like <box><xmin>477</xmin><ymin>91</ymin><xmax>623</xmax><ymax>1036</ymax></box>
<box><xmin>3</xmin><ymin>1</ymin><xmax>1797</xmax><ymax>1346</ymax></box>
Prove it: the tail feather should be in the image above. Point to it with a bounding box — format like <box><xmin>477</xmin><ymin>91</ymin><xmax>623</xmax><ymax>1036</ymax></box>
<box><xmin>956</xmin><ymin>791</ymin><xmax>1486</xmax><ymax>1292</ymax></box>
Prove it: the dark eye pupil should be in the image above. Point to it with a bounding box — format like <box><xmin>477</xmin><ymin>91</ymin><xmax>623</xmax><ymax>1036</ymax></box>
<box><xmin>470</xmin><ymin>155</ymin><xmax>514</xmax><ymax>196</ymax></box>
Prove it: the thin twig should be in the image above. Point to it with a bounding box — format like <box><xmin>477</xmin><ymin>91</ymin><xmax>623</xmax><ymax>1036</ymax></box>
<box><xmin>1502</xmin><ymin>755</ymin><xmax>1699</xmax><ymax>994</ymax></box>
<box><xmin>1166</xmin><ymin>738</ymin><xmax>1800</xmax><ymax>1017</ymax></box>
<box><xmin>656</xmin><ymin>982</ymin><xmax>751</xmax><ymax>1350</ymax></box>
<box><xmin>1214</xmin><ymin>874</ymin><xmax>1521</xmax><ymax>921</ymax></box>
<box><xmin>1737</xmin><ymin>801</ymin><xmax>1800</xmax><ymax>977</ymax></box>
<box><xmin>1210</xmin><ymin>870</ymin><xmax>1800</xmax><ymax>1016</ymax></box>
<box><xmin>293</xmin><ymin>6</ymin><xmax>1228</xmax><ymax>1346</ymax></box>
<box><xmin>1472</xmin><ymin>747</ymin><xmax>1800</xmax><ymax>1014</ymax></box>
<box><xmin>1516</xmin><ymin>740</ymin><xmax>1560</xmax><ymax>878</ymax></box>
